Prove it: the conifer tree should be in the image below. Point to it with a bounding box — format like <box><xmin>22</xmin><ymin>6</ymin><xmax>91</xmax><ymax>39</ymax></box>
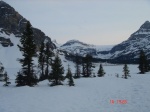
<box><xmin>81</xmin><ymin>57</ymin><xmax>86</xmax><ymax>77</ymax></box>
<box><xmin>0</xmin><ymin>62</ymin><xmax>4</xmax><ymax>81</ymax></box>
<box><xmin>15</xmin><ymin>71</ymin><xmax>25</xmax><ymax>86</ymax></box>
<box><xmin>49</xmin><ymin>54</ymin><xmax>64</xmax><ymax>86</ymax></box>
<box><xmin>66</xmin><ymin>65</ymin><xmax>75</xmax><ymax>86</ymax></box>
<box><xmin>144</xmin><ymin>55</ymin><xmax>149</xmax><ymax>72</ymax></box>
<box><xmin>45</xmin><ymin>42</ymin><xmax>54</xmax><ymax>79</ymax></box>
<box><xmin>82</xmin><ymin>54</ymin><xmax>93</xmax><ymax>77</ymax></box>
<box><xmin>16</xmin><ymin>21</ymin><xmax>37</xmax><ymax>87</ymax></box>
<box><xmin>148</xmin><ymin>64</ymin><xmax>150</xmax><ymax>71</ymax></box>
<box><xmin>97</xmin><ymin>64</ymin><xmax>105</xmax><ymax>77</ymax></box>
<box><xmin>38</xmin><ymin>41</ymin><xmax>45</xmax><ymax>81</ymax></box>
<box><xmin>122</xmin><ymin>64</ymin><xmax>130</xmax><ymax>79</ymax></box>
<box><xmin>138</xmin><ymin>50</ymin><xmax>146</xmax><ymax>74</ymax></box>
<box><xmin>3</xmin><ymin>72</ymin><xmax>11</xmax><ymax>86</ymax></box>
<box><xmin>74</xmin><ymin>54</ymin><xmax>81</xmax><ymax>78</ymax></box>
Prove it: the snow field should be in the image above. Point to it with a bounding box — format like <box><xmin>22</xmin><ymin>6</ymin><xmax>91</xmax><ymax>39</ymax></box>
<box><xmin>0</xmin><ymin>65</ymin><xmax>150</xmax><ymax>112</ymax></box>
<box><xmin>0</xmin><ymin>31</ymin><xmax>150</xmax><ymax>112</ymax></box>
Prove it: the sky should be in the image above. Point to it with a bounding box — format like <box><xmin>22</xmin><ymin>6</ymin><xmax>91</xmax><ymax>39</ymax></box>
<box><xmin>4</xmin><ymin>0</ymin><xmax>150</xmax><ymax>45</ymax></box>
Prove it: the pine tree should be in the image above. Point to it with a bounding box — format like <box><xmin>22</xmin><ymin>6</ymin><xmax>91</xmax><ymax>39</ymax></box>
<box><xmin>97</xmin><ymin>64</ymin><xmax>105</xmax><ymax>77</ymax></box>
<box><xmin>85</xmin><ymin>54</ymin><xmax>92</xmax><ymax>77</ymax></box>
<box><xmin>148</xmin><ymin>64</ymin><xmax>150</xmax><ymax>71</ymax></box>
<box><xmin>45</xmin><ymin>42</ymin><xmax>54</xmax><ymax>79</ymax></box>
<box><xmin>15</xmin><ymin>71</ymin><xmax>26</xmax><ymax>86</ymax></box>
<box><xmin>16</xmin><ymin>21</ymin><xmax>37</xmax><ymax>87</ymax></box>
<box><xmin>116</xmin><ymin>74</ymin><xmax>119</xmax><ymax>78</ymax></box>
<box><xmin>74</xmin><ymin>54</ymin><xmax>81</xmax><ymax>78</ymax></box>
<box><xmin>138</xmin><ymin>50</ymin><xmax>146</xmax><ymax>74</ymax></box>
<box><xmin>144</xmin><ymin>55</ymin><xmax>149</xmax><ymax>72</ymax></box>
<box><xmin>0</xmin><ymin>62</ymin><xmax>4</xmax><ymax>81</ymax></box>
<box><xmin>3</xmin><ymin>72</ymin><xmax>11</xmax><ymax>86</ymax></box>
<box><xmin>66</xmin><ymin>65</ymin><xmax>75</xmax><ymax>86</ymax></box>
<box><xmin>122</xmin><ymin>64</ymin><xmax>130</xmax><ymax>79</ymax></box>
<box><xmin>82</xmin><ymin>54</ymin><xmax>93</xmax><ymax>77</ymax></box>
<box><xmin>81</xmin><ymin>57</ymin><xmax>86</xmax><ymax>77</ymax></box>
<box><xmin>38</xmin><ymin>41</ymin><xmax>45</xmax><ymax>81</ymax></box>
<box><xmin>49</xmin><ymin>54</ymin><xmax>64</xmax><ymax>86</ymax></box>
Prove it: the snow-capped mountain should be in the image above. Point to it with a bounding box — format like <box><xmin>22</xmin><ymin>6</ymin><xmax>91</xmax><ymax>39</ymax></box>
<box><xmin>0</xmin><ymin>1</ymin><xmax>55</xmax><ymax>49</ymax></box>
<box><xmin>98</xmin><ymin>21</ymin><xmax>150</xmax><ymax>63</ymax></box>
<box><xmin>0</xmin><ymin>1</ymin><xmax>56</xmax><ymax>68</ymax></box>
<box><xmin>60</xmin><ymin>40</ymin><xmax>113</xmax><ymax>56</ymax></box>
<box><xmin>1</xmin><ymin>1</ymin><xmax>150</xmax><ymax>64</ymax></box>
<box><xmin>59</xmin><ymin>21</ymin><xmax>150</xmax><ymax>63</ymax></box>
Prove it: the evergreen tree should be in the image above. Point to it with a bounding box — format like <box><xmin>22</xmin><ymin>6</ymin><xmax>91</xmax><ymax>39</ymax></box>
<box><xmin>74</xmin><ymin>54</ymin><xmax>81</xmax><ymax>78</ymax></box>
<box><xmin>0</xmin><ymin>62</ymin><xmax>4</xmax><ymax>81</ymax></box>
<box><xmin>144</xmin><ymin>55</ymin><xmax>149</xmax><ymax>72</ymax></box>
<box><xmin>138</xmin><ymin>50</ymin><xmax>146</xmax><ymax>74</ymax></box>
<box><xmin>81</xmin><ymin>57</ymin><xmax>86</xmax><ymax>77</ymax></box>
<box><xmin>86</xmin><ymin>54</ymin><xmax>93</xmax><ymax>77</ymax></box>
<box><xmin>148</xmin><ymin>64</ymin><xmax>150</xmax><ymax>71</ymax></box>
<box><xmin>45</xmin><ymin>42</ymin><xmax>54</xmax><ymax>79</ymax></box>
<box><xmin>16</xmin><ymin>21</ymin><xmax>37</xmax><ymax>87</ymax></box>
<box><xmin>82</xmin><ymin>54</ymin><xmax>93</xmax><ymax>77</ymax></box>
<box><xmin>49</xmin><ymin>54</ymin><xmax>64</xmax><ymax>86</ymax></box>
<box><xmin>15</xmin><ymin>71</ymin><xmax>25</xmax><ymax>86</ymax></box>
<box><xmin>66</xmin><ymin>65</ymin><xmax>75</xmax><ymax>86</ymax></box>
<box><xmin>122</xmin><ymin>64</ymin><xmax>130</xmax><ymax>79</ymax></box>
<box><xmin>38</xmin><ymin>41</ymin><xmax>45</xmax><ymax>81</ymax></box>
<box><xmin>3</xmin><ymin>72</ymin><xmax>11</xmax><ymax>86</ymax></box>
<box><xmin>116</xmin><ymin>74</ymin><xmax>119</xmax><ymax>78</ymax></box>
<box><xmin>97</xmin><ymin>64</ymin><xmax>105</xmax><ymax>77</ymax></box>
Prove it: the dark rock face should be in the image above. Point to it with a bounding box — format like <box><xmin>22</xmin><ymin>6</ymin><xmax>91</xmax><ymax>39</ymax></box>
<box><xmin>0</xmin><ymin>1</ymin><xmax>55</xmax><ymax>49</ymax></box>
<box><xmin>0</xmin><ymin>37</ymin><xmax>13</xmax><ymax>47</ymax></box>
<box><xmin>0</xmin><ymin>1</ymin><xmax>25</xmax><ymax>34</ymax></box>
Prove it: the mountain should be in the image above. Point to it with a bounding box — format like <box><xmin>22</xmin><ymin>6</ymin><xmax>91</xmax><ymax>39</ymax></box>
<box><xmin>0</xmin><ymin>1</ymin><xmax>55</xmax><ymax>49</ymax></box>
<box><xmin>0</xmin><ymin>1</ymin><xmax>56</xmax><ymax>68</ymax></box>
<box><xmin>59</xmin><ymin>21</ymin><xmax>150</xmax><ymax>63</ymax></box>
<box><xmin>1</xmin><ymin>1</ymin><xmax>150</xmax><ymax>64</ymax></box>
<box><xmin>98</xmin><ymin>21</ymin><xmax>150</xmax><ymax>63</ymax></box>
<box><xmin>59</xmin><ymin>40</ymin><xmax>113</xmax><ymax>56</ymax></box>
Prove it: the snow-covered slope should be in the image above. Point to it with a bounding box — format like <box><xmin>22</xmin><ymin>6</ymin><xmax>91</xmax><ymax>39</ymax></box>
<box><xmin>98</xmin><ymin>21</ymin><xmax>150</xmax><ymax>60</ymax></box>
<box><xmin>60</xmin><ymin>40</ymin><xmax>113</xmax><ymax>56</ymax></box>
<box><xmin>0</xmin><ymin>28</ymin><xmax>22</xmax><ymax>68</ymax></box>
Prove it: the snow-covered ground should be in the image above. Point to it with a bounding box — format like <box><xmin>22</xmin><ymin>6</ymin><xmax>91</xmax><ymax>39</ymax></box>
<box><xmin>0</xmin><ymin>30</ymin><xmax>150</xmax><ymax>112</ymax></box>
<box><xmin>0</xmin><ymin>64</ymin><xmax>150</xmax><ymax>112</ymax></box>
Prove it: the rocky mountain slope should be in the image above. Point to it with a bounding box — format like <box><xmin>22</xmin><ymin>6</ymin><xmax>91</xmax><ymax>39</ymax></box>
<box><xmin>0</xmin><ymin>1</ymin><xmax>55</xmax><ymax>49</ymax></box>
<box><xmin>59</xmin><ymin>21</ymin><xmax>150</xmax><ymax>63</ymax></box>
<box><xmin>99</xmin><ymin>21</ymin><xmax>150</xmax><ymax>63</ymax></box>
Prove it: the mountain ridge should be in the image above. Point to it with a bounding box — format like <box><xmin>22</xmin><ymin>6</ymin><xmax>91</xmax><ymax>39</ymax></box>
<box><xmin>0</xmin><ymin>1</ymin><xmax>55</xmax><ymax>49</ymax></box>
<box><xmin>0</xmin><ymin>1</ymin><xmax>150</xmax><ymax>64</ymax></box>
<box><xmin>59</xmin><ymin>21</ymin><xmax>150</xmax><ymax>63</ymax></box>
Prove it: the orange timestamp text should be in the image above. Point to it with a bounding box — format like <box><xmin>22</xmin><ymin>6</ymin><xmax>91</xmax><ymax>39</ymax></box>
<box><xmin>110</xmin><ymin>99</ymin><xmax>127</xmax><ymax>104</ymax></box>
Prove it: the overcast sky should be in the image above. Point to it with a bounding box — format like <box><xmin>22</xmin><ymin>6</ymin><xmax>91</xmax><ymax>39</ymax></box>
<box><xmin>4</xmin><ymin>0</ymin><xmax>150</xmax><ymax>45</ymax></box>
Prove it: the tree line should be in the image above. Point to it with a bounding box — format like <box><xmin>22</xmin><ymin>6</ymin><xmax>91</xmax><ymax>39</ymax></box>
<box><xmin>0</xmin><ymin>21</ymin><xmax>150</xmax><ymax>87</ymax></box>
